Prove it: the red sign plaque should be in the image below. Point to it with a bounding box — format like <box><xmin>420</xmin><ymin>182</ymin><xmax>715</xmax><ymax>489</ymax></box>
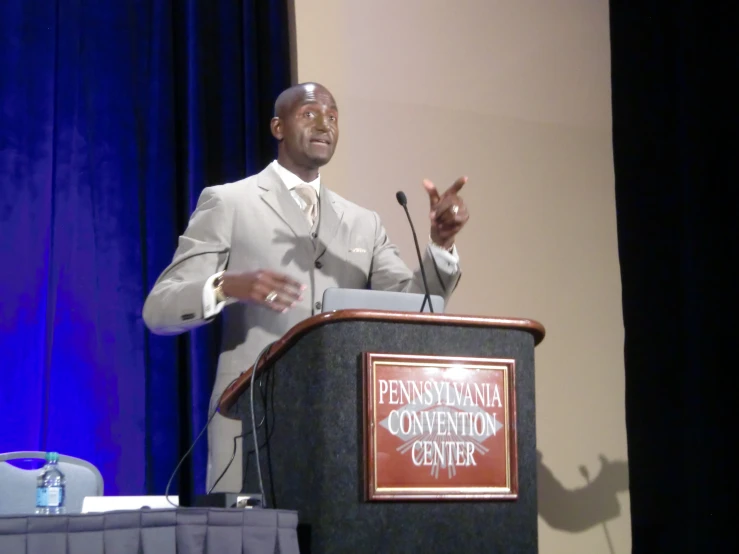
<box><xmin>363</xmin><ymin>353</ymin><xmax>518</xmax><ymax>501</ymax></box>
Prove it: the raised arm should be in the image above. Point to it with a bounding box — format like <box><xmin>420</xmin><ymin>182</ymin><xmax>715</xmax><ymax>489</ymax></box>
<box><xmin>368</xmin><ymin>177</ymin><xmax>469</xmax><ymax>300</ymax></box>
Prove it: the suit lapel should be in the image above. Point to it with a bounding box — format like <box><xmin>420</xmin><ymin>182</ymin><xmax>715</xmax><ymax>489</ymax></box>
<box><xmin>258</xmin><ymin>166</ymin><xmax>312</xmax><ymax>239</ymax></box>
<box><xmin>315</xmin><ymin>186</ymin><xmax>344</xmax><ymax>259</ymax></box>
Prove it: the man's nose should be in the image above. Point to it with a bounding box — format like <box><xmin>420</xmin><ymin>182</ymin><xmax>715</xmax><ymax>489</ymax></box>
<box><xmin>313</xmin><ymin>113</ymin><xmax>329</xmax><ymax>131</ymax></box>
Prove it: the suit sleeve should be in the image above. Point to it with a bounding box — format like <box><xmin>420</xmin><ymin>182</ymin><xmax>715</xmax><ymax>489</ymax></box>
<box><xmin>142</xmin><ymin>187</ymin><xmax>232</xmax><ymax>335</ymax></box>
<box><xmin>367</xmin><ymin>212</ymin><xmax>460</xmax><ymax>300</ymax></box>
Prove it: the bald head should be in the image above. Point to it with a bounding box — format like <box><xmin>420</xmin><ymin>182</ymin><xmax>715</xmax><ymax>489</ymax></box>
<box><xmin>274</xmin><ymin>82</ymin><xmax>336</xmax><ymax>118</ymax></box>
<box><xmin>270</xmin><ymin>82</ymin><xmax>339</xmax><ymax>182</ymax></box>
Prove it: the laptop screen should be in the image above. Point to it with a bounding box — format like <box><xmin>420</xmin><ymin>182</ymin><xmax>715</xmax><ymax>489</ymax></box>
<box><xmin>321</xmin><ymin>288</ymin><xmax>444</xmax><ymax>314</ymax></box>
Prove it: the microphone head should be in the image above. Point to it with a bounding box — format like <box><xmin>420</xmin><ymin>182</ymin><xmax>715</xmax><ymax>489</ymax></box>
<box><xmin>395</xmin><ymin>191</ymin><xmax>408</xmax><ymax>206</ymax></box>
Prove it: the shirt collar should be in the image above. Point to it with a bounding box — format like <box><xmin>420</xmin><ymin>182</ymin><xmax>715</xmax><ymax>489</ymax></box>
<box><xmin>271</xmin><ymin>160</ymin><xmax>321</xmax><ymax>195</ymax></box>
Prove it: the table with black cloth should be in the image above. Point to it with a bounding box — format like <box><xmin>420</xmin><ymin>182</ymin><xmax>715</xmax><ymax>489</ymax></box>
<box><xmin>0</xmin><ymin>508</ymin><xmax>300</xmax><ymax>554</ymax></box>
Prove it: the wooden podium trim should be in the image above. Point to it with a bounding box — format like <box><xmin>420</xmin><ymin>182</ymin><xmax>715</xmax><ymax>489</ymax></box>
<box><xmin>217</xmin><ymin>309</ymin><xmax>545</xmax><ymax>418</ymax></box>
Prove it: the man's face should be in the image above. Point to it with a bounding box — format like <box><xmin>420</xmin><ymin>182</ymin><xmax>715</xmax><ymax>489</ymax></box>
<box><xmin>273</xmin><ymin>84</ymin><xmax>339</xmax><ymax>169</ymax></box>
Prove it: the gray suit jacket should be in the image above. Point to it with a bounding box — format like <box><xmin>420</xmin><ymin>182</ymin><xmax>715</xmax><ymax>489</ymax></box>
<box><xmin>143</xmin><ymin>164</ymin><xmax>460</xmax><ymax>401</ymax></box>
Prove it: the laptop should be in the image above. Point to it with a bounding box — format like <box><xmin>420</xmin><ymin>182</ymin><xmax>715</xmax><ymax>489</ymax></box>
<box><xmin>321</xmin><ymin>288</ymin><xmax>445</xmax><ymax>314</ymax></box>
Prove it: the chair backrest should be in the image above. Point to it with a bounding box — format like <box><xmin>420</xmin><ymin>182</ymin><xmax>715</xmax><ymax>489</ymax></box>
<box><xmin>0</xmin><ymin>451</ymin><xmax>104</xmax><ymax>515</ymax></box>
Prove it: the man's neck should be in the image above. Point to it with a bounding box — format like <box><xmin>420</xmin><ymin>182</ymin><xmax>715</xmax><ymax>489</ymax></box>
<box><xmin>276</xmin><ymin>156</ymin><xmax>320</xmax><ymax>183</ymax></box>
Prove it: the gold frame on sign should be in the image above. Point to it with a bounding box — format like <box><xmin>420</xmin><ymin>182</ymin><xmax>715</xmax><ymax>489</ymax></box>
<box><xmin>363</xmin><ymin>352</ymin><xmax>519</xmax><ymax>501</ymax></box>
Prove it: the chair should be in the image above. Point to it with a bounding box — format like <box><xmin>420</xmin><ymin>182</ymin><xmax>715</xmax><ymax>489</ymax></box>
<box><xmin>0</xmin><ymin>451</ymin><xmax>104</xmax><ymax>515</ymax></box>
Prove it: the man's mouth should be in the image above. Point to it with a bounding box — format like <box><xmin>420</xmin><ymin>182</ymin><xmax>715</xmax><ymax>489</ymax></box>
<box><xmin>310</xmin><ymin>137</ymin><xmax>331</xmax><ymax>145</ymax></box>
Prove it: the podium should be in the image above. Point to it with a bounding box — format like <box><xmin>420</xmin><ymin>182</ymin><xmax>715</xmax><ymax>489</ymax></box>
<box><xmin>219</xmin><ymin>310</ymin><xmax>544</xmax><ymax>553</ymax></box>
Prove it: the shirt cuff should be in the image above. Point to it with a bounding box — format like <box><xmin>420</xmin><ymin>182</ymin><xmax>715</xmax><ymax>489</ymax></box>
<box><xmin>427</xmin><ymin>242</ymin><xmax>460</xmax><ymax>273</ymax></box>
<box><xmin>203</xmin><ymin>271</ymin><xmax>226</xmax><ymax>319</ymax></box>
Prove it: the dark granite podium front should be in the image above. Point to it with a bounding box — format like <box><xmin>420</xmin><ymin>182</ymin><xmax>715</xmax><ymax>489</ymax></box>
<box><xmin>236</xmin><ymin>313</ymin><xmax>542</xmax><ymax>553</ymax></box>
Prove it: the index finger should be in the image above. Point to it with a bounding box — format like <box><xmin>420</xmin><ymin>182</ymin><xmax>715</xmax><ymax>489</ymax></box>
<box><xmin>422</xmin><ymin>179</ymin><xmax>441</xmax><ymax>206</ymax></box>
<box><xmin>443</xmin><ymin>176</ymin><xmax>467</xmax><ymax>196</ymax></box>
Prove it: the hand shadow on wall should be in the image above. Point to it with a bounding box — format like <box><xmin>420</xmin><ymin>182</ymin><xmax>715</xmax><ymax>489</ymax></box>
<box><xmin>537</xmin><ymin>450</ymin><xmax>629</xmax><ymax>537</ymax></box>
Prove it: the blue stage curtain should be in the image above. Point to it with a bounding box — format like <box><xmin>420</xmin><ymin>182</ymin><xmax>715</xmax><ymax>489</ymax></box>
<box><xmin>0</xmin><ymin>0</ymin><xmax>291</xmax><ymax>496</ymax></box>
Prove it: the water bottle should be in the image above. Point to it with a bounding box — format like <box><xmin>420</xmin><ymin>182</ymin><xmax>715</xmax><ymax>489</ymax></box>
<box><xmin>35</xmin><ymin>452</ymin><xmax>66</xmax><ymax>515</ymax></box>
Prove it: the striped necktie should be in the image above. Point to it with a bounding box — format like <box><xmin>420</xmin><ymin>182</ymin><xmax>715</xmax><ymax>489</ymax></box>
<box><xmin>295</xmin><ymin>184</ymin><xmax>318</xmax><ymax>227</ymax></box>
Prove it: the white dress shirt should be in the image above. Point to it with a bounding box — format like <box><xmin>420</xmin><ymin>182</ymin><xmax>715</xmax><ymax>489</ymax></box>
<box><xmin>203</xmin><ymin>160</ymin><xmax>460</xmax><ymax>318</ymax></box>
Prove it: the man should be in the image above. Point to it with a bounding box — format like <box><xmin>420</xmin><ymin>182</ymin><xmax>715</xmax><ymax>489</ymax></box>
<box><xmin>143</xmin><ymin>82</ymin><xmax>470</xmax><ymax>492</ymax></box>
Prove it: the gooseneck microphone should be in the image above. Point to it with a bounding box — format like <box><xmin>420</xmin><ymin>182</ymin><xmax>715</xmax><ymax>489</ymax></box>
<box><xmin>395</xmin><ymin>191</ymin><xmax>434</xmax><ymax>313</ymax></box>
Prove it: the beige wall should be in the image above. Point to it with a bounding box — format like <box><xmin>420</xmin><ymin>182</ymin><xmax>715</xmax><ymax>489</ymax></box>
<box><xmin>293</xmin><ymin>1</ymin><xmax>629</xmax><ymax>552</ymax></box>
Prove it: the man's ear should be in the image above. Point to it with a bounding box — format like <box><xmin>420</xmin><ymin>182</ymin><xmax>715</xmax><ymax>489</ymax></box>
<box><xmin>270</xmin><ymin>117</ymin><xmax>283</xmax><ymax>140</ymax></box>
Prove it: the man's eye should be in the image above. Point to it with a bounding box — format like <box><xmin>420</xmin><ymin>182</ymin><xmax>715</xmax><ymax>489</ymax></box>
<box><xmin>329</xmin><ymin>115</ymin><xmax>336</xmax><ymax>122</ymax></box>
<box><xmin>304</xmin><ymin>111</ymin><xmax>314</xmax><ymax>118</ymax></box>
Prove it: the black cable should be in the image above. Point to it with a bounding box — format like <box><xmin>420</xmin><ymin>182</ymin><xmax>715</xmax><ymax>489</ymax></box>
<box><xmin>164</xmin><ymin>406</ymin><xmax>219</xmax><ymax>508</ymax></box>
<box><xmin>207</xmin><ymin>340</ymin><xmax>273</xmax><ymax>495</ymax></box>
<box><xmin>208</xmin><ymin>410</ymin><xmax>268</xmax><ymax>494</ymax></box>
<box><xmin>162</xmin><ymin>305</ymin><xmax>278</xmax><ymax>508</ymax></box>
<box><xmin>164</xmin><ymin>371</ymin><xmax>242</xmax><ymax>507</ymax></box>
<box><xmin>260</xmin><ymin>354</ymin><xmax>278</xmax><ymax>508</ymax></box>
<box><xmin>250</xmin><ymin>341</ymin><xmax>274</xmax><ymax>507</ymax></box>
<box><xmin>208</xmin><ymin>432</ymin><xmax>244</xmax><ymax>494</ymax></box>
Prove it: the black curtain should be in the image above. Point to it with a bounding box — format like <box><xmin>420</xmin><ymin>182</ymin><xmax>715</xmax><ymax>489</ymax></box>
<box><xmin>610</xmin><ymin>2</ymin><xmax>737</xmax><ymax>551</ymax></box>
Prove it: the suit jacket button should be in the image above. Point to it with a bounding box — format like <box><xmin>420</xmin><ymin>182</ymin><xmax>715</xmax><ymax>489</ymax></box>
<box><xmin>315</xmin><ymin>302</ymin><xmax>322</xmax><ymax>310</ymax></box>
<box><xmin>314</xmin><ymin>261</ymin><xmax>323</xmax><ymax>269</ymax></box>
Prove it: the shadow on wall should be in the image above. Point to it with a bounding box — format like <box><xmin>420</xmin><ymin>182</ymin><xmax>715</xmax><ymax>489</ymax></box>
<box><xmin>537</xmin><ymin>451</ymin><xmax>629</xmax><ymax>552</ymax></box>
